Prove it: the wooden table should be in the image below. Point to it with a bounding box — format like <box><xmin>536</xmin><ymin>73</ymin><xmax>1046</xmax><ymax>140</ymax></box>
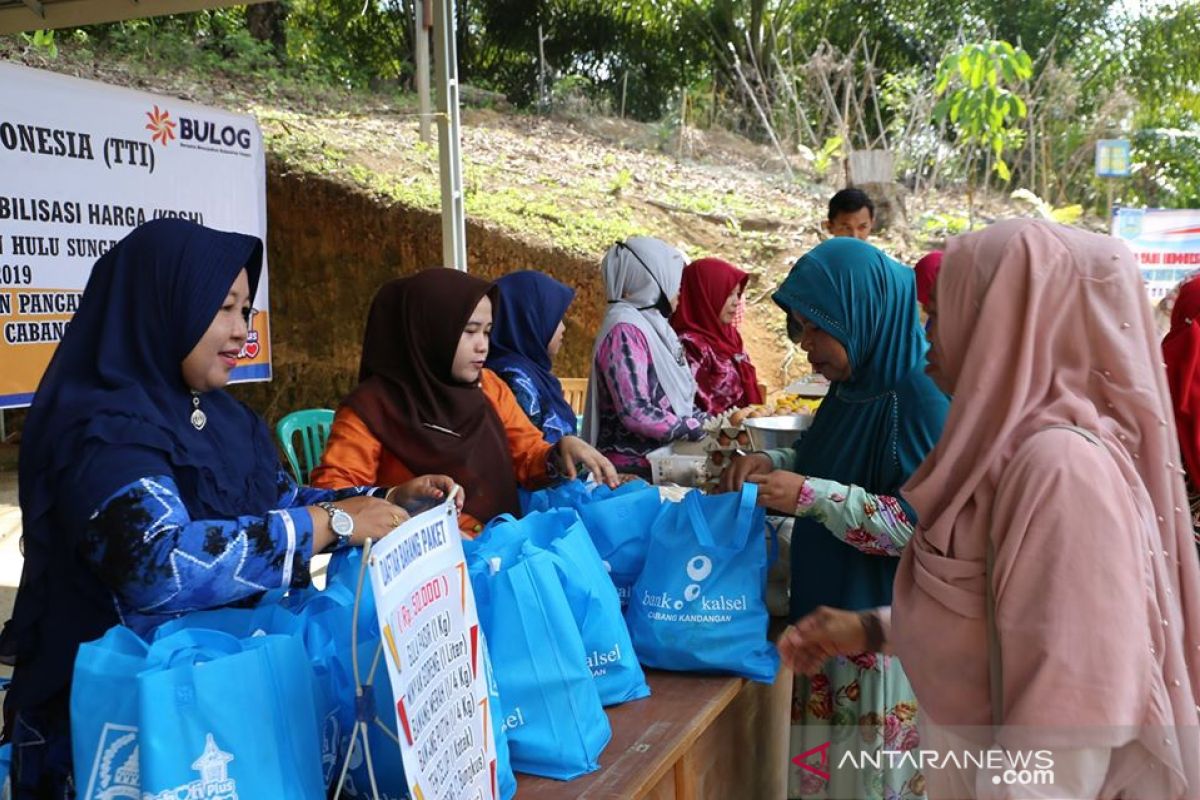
<box><xmin>515</xmin><ymin>667</ymin><xmax>791</xmax><ymax>800</ymax></box>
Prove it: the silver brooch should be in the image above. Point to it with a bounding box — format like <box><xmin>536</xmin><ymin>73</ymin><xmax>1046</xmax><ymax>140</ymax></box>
<box><xmin>190</xmin><ymin>392</ymin><xmax>207</xmax><ymax>431</ymax></box>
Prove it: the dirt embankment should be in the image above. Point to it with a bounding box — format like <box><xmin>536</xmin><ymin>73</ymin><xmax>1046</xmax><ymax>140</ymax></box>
<box><xmin>231</xmin><ymin>165</ymin><xmax>606</xmax><ymax>418</ymax></box>
<box><xmin>2</xmin><ymin>40</ymin><xmax>1062</xmax><ymax>428</ymax></box>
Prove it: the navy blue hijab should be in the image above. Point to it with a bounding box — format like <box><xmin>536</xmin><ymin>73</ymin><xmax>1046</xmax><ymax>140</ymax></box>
<box><xmin>772</xmin><ymin>238</ymin><xmax>948</xmax><ymax>620</ymax></box>
<box><xmin>4</xmin><ymin>219</ymin><xmax>279</xmax><ymax>713</ymax></box>
<box><xmin>486</xmin><ymin>271</ymin><xmax>577</xmax><ymax>435</ymax></box>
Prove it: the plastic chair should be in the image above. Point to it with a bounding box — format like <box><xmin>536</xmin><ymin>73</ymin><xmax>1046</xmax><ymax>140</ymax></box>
<box><xmin>275</xmin><ymin>408</ymin><xmax>335</xmax><ymax>486</ymax></box>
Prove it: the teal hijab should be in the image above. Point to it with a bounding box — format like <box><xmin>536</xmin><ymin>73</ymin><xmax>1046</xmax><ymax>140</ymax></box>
<box><xmin>773</xmin><ymin>238</ymin><xmax>948</xmax><ymax>620</ymax></box>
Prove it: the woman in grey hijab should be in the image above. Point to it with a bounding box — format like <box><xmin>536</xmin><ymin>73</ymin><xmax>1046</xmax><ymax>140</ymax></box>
<box><xmin>582</xmin><ymin>236</ymin><xmax>707</xmax><ymax>477</ymax></box>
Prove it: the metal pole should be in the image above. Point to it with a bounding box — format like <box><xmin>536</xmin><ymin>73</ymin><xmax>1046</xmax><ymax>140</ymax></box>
<box><xmin>433</xmin><ymin>0</ymin><xmax>467</xmax><ymax>271</ymax></box>
<box><xmin>677</xmin><ymin>89</ymin><xmax>687</xmax><ymax>158</ymax></box>
<box><xmin>414</xmin><ymin>0</ymin><xmax>433</xmax><ymax>145</ymax></box>
<box><xmin>537</xmin><ymin>24</ymin><xmax>547</xmax><ymax>113</ymax></box>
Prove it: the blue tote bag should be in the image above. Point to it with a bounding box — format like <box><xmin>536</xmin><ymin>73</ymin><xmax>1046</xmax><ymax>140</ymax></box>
<box><xmin>152</xmin><ymin>597</ymin><xmax>350</xmax><ymax>791</ymax></box>
<box><xmin>519</xmin><ymin>479</ymin><xmax>591</xmax><ymax>515</ymax></box>
<box><xmin>517</xmin><ymin>476</ymin><xmax>654</xmax><ymax>514</ymax></box>
<box><xmin>471</xmin><ymin>509</ymin><xmax>649</xmax><ymax>706</ymax></box>
<box><xmin>470</xmin><ymin>545</ymin><xmax>611</xmax><ymax>780</ymax></box>
<box><xmin>518</xmin><ymin>479</ymin><xmax>662</xmax><ymax>610</ymax></box>
<box><xmin>323</xmin><ymin>549</ymin><xmax>409</xmax><ymax>799</ymax></box>
<box><xmin>574</xmin><ymin>484</ymin><xmax>662</xmax><ymax>609</ymax></box>
<box><xmin>328</xmin><ymin>550</ymin><xmax>517</xmax><ymax>799</ymax></box>
<box><xmin>480</xmin><ymin>632</ymin><xmax>518</xmax><ymax>800</ymax></box>
<box><xmin>71</xmin><ymin>626</ymin><xmax>151</xmax><ymax>800</ymax></box>
<box><xmin>136</xmin><ymin>628</ymin><xmax>326</xmax><ymax>800</ymax></box>
<box><xmin>626</xmin><ymin>484</ymin><xmax>780</xmax><ymax>683</ymax></box>
<box><xmin>282</xmin><ymin>584</ymin><xmax>361</xmax><ymax>790</ymax></box>
<box><xmin>151</xmin><ymin>600</ymin><xmax>305</xmax><ymax>641</ymax></box>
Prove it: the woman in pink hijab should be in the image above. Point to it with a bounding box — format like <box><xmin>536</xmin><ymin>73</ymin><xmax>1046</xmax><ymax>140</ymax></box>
<box><xmin>780</xmin><ymin>220</ymin><xmax>1200</xmax><ymax>798</ymax></box>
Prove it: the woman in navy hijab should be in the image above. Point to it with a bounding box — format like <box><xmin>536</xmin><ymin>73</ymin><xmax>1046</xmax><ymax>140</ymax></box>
<box><xmin>487</xmin><ymin>270</ymin><xmax>578</xmax><ymax>443</ymax></box>
<box><xmin>2</xmin><ymin>219</ymin><xmax>450</xmax><ymax>796</ymax></box>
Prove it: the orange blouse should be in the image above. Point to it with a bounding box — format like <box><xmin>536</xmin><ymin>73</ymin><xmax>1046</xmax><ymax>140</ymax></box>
<box><xmin>310</xmin><ymin>369</ymin><xmax>553</xmax><ymax>535</ymax></box>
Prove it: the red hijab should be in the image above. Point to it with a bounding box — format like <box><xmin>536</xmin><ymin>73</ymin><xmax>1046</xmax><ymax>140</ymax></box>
<box><xmin>670</xmin><ymin>257</ymin><xmax>763</xmax><ymax>405</ymax></box>
<box><xmin>1164</xmin><ymin>275</ymin><xmax>1200</xmax><ymax>490</ymax></box>
<box><xmin>914</xmin><ymin>250</ymin><xmax>943</xmax><ymax>308</ymax></box>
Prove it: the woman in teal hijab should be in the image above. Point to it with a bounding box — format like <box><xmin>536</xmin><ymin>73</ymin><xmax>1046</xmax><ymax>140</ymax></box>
<box><xmin>723</xmin><ymin>237</ymin><xmax>947</xmax><ymax>800</ymax></box>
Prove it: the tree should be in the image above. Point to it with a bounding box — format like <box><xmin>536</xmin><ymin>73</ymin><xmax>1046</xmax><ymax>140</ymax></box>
<box><xmin>933</xmin><ymin>39</ymin><xmax>1032</xmax><ymax>223</ymax></box>
<box><xmin>465</xmin><ymin>0</ymin><xmax>698</xmax><ymax>118</ymax></box>
<box><xmin>246</xmin><ymin>1</ymin><xmax>288</xmax><ymax>63</ymax></box>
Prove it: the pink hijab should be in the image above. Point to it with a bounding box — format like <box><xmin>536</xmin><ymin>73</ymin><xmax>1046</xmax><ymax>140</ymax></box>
<box><xmin>892</xmin><ymin>220</ymin><xmax>1200</xmax><ymax>795</ymax></box>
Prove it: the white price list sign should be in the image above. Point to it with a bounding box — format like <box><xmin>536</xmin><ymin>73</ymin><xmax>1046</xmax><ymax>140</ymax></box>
<box><xmin>367</xmin><ymin>498</ymin><xmax>499</xmax><ymax>800</ymax></box>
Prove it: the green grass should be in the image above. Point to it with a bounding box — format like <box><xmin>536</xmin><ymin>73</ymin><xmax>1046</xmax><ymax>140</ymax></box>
<box><xmin>3</xmin><ymin>36</ymin><xmax>817</xmax><ymax>264</ymax></box>
<box><xmin>464</xmin><ymin>186</ymin><xmax>648</xmax><ymax>254</ymax></box>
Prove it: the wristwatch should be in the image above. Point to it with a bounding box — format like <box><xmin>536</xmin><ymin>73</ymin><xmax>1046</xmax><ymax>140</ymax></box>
<box><xmin>317</xmin><ymin>501</ymin><xmax>354</xmax><ymax>549</ymax></box>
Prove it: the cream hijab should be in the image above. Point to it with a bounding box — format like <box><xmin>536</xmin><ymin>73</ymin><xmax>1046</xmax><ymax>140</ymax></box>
<box><xmin>892</xmin><ymin>220</ymin><xmax>1200</xmax><ymax>796</ymax></box>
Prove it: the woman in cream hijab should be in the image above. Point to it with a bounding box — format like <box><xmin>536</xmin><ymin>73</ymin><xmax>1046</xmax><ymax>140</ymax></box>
<box><xmin>780</xmin><ymin>219</ymin><xmax>1200</xmax><ymax>798</ymax></box>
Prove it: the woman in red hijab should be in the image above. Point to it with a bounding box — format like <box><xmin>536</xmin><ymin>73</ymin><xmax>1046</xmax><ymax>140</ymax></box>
<box><xmin>1163</xmin><ymin>274</ymin><xmax>1200</xmax><ymax>541</ymax></box>
<box><xmin>913</xmin><ymin>250</ymin><xmax>943</xmax><ymax>311</ymax></box>
<box><xmin>670</xmin><ymin>257</ymin><xmax>763</xmax><ymax>414</ymax></box>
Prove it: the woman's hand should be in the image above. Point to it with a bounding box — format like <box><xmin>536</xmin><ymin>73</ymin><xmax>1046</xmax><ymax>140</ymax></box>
<box><xmin>388</xmin><ymin>475</ymin><xmax>463</xmax><ymax>513</ymax></box>
<box><xmin>778</xmin><ymin>606</ymin><xmax>868</xmax><ymax>676</ymax></box>
<box><xmin>745</xmin><ymin>470</ymin><xmax>808</xmax><ymax>513</ymax></box>
<box><xmin>555</xmin><ymin>436</ymin><xmax>619</xmax><ymax>488</ymax></box>
<box><xmin>309</xmin><ymin>495</ymin><xmax>409</xmax><ymax>553</ymax></box>
<box><xmin>338</xmin><ymin>495</ymin><xmax>410</xmax><ymax>543</ymax></box>
<box><xmin>718</xmin><ymin>452</ymin><xmax>773</xmax><ymax>493</ymax></box>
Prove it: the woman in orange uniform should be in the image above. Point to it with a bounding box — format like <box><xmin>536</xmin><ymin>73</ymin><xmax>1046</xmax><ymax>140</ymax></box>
<box><xmin>311</xmin><ymin>268</ymin><xmax>617</xmax><ymax>535</ymax></box>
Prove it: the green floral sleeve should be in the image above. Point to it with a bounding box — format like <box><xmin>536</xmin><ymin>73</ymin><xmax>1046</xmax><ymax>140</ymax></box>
<box><xmin>764</xmin><ymin>448</ymin><xmax>795</xmax><ymax>470</ymax></box>
<box><xmin>795</xmin><ymin>477</ymin><xmax>914</xmax><ymax>556</ymax></box>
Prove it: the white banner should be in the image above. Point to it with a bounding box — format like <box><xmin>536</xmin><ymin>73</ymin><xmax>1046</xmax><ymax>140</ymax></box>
<box><xmin>0</xmin><ymin>62</ymin><xmax>270</xmax><ymax>409</ymax></box>
<box><xmin>367</xmin><ymin>498</ymin><xmax>499</xmax><ymax>800</ymax></box>
<box><xmin>1112</xmin><ymin>207</ymin><xmax>1200</xmax><ymax>302</ymax></box>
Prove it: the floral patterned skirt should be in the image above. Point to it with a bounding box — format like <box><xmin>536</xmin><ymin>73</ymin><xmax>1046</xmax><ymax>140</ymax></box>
<box><xmin>789</xmin><ymin>652</ymin><xmax>926</xmax><ymax>800</ymax></box>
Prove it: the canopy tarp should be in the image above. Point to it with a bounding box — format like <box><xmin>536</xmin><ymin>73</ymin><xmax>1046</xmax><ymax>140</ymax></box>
<box><xmin>0</xmin><ymin>0</ymin><xmax>268</xmax><ymax>35</ymax></box>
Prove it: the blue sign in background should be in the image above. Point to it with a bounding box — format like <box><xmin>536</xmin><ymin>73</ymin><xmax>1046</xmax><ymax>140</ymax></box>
<box><xmin>1096</xmin><ymin>138</ymin><xmax>1132</xmax><ymax>178</ymax></box>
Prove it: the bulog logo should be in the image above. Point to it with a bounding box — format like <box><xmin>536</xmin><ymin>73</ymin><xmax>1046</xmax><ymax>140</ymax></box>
<box><xmin>180</xmin><ymin>117</ymin><xmax>253</xmax><ymax>150</ymax></box>
<box><xmin>144</xmin><ymin>105</ymin><xmax>177</xmax><ymax>147</ymax></box>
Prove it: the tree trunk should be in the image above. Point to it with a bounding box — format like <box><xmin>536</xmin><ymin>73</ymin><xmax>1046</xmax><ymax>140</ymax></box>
<box><xmin>749</xmin><ymin>0</ymin><xmax>765</xmax><ymax>83</ymax></box>
<box><xmin>455</xmin><ymin>0</ymin><xmax>470</xmax><ymax>83</ymax></box>
<box><xmin>966</xmin><ymin>149</ymin><xmax>977</xmax><ymax>230</ymax></box>
<box><xmin>246</xmin><ymin>1</ymin><xmax>287</xmax><ymax>62</ymax></box>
